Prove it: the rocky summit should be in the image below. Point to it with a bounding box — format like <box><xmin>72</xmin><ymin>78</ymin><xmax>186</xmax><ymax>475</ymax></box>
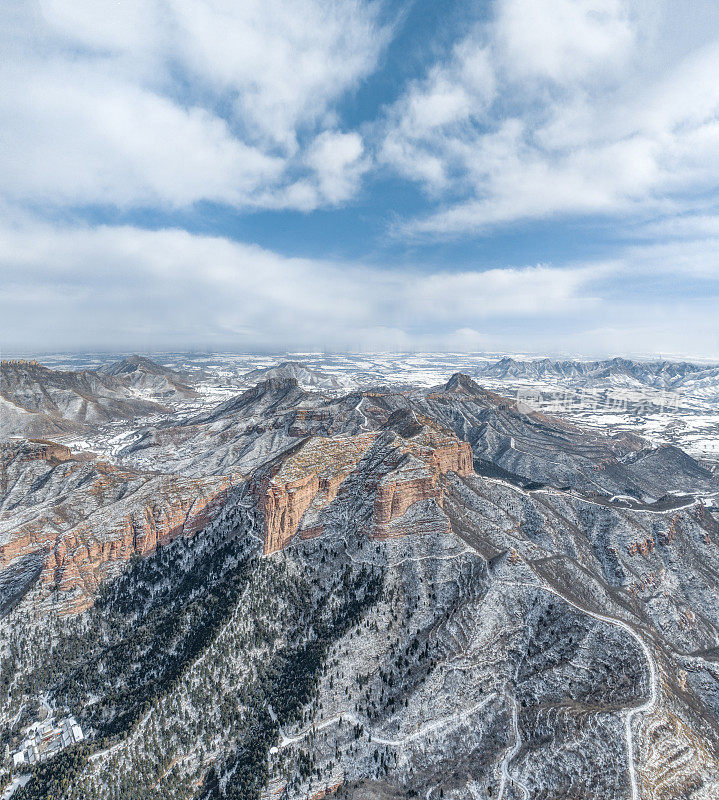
<box><xmin>1</xmin><ymin>355</ymin><xmax>718</xmax><ymax>800</ymax></box>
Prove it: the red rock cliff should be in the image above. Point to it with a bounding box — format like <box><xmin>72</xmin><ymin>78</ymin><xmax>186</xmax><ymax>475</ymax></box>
<box><xmin>0</xmin><ymin>440</ymin><xmax>237</xmax><ymax>615</ymax></box>
<box><xmin>254</xmin><ymin>426</ymin><xmax>473</xmax><ymax>553</ymax></box>
<box><xmin>254</xmin><ymin>434</ymin><xmax>378</xmax><ymax>554</ymax></box>
<box><xmin>370</xmin><ymin>436</ymin><xmax>472</xmax><ymax>539</ymax></box>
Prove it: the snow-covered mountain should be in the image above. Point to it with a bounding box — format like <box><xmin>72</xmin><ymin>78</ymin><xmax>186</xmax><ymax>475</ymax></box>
<box><xmin>476</xmin><ymin>355</ymin><xmax>719</xmax><ymax>398</ymax></box>
<box><xmin>97</xmin><ymin>354</ymin><xmax>198</xmax><ymax>399</ymax></box>
<box><xmin>1</xmin><ymin>355</ymin><xmax>718</xmax><ymax>800</ymax></box>
<box><xmin>236</xmin><ymin>360</ymin><xmax>348</xmax><ymax>391</ymax></box>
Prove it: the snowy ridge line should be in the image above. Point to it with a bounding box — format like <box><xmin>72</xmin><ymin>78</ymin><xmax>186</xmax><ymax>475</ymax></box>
<box><xmin>482</xmin><ymin>474</ymin><xmax>701</xmax><ymax>515</ymax></box>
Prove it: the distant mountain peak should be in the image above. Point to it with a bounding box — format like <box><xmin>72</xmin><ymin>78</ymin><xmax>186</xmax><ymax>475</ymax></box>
<box><xmin>99</xmin><ymin>354</ymin><xmax>180</xmax><ymax>378</ymax></box>
<box><xmin>277</xmin><ymin>360</ymin><xmax>308</xmax><ymax>369</ymax></box>
<box><xmin>238</xmin><ymin>361</ymin><xmax>344</xmax><ymax>390</ymax></box>
<box><xmin>191</xmin><ymin>376</ymin><xmax>306</xmax><ymax>425</ymax></box>
<box><xmin>444</xmin><ymin>373</ymin><xmax>484</xmax><ymax>394</ymax></box>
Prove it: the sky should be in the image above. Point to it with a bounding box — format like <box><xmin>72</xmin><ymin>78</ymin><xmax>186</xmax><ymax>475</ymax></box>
<box><xmin>2</xmin><ymin>0</ymin><xmax>719</xmax><ymax>358</ymax></box>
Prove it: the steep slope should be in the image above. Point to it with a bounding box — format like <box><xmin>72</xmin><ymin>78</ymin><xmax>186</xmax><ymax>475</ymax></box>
<box><xmin>415</xmin><ymin>374</ymin><xmax>717</xmax><ymax>501</ymax></box>
<box><xmin>252</xmin><ymin>411</ymin><xmax>472</xmax><ymax>553</ymax></box>
<box><xmin>118</xmin><ymin>378</ymin><xmax>314</xmax><ymax>476</ymax></box>
<box><xmin>0</xmin><ymin>439</ymin><xmax>237</xmax><ymax>615</ymax></box>
<box><xmin>0</xmin><ymin>360</ymin><xmax>169</xmax><ymax>440</ymax></box>
<box><xmin>97</xmin><ymin>355</ymin><xmax>198</xmax><ymax>400</ymax></box>
<box><xmin>2</xmin><ymin>445</ymin><xmax>718</xmax><ymax>800</ymax></box>
<box><xmin>0</xmin><ymin>395</ymin><xmax>78</xmax><ymax>441</ymax></box>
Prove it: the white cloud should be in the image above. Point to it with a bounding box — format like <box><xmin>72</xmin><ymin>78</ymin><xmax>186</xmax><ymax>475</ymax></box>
<box><xmin>1</xmin><ymin>0</ymin><xmax>390</xmax><ymax>211</ymax></box>
<box><xmin>496</xmin><ymin>0</ymin><xmax>635</xmax><ymax>84</ymax></box>
<box><xmin>380</xmin><ymin>36</ymin><xmax>495</xmax><ymax>192</ymax></box>
<box><xmin>0</xmin><ymin>219</ymin><xmax>622</xmax><ymax>351</ymax></box>
<box><xmin>170</xmin><ymin>0</ymin><xmax>388</xmax><ymax>151</ymax></box>
<box><xmin>34</xmin><ymin>0</ymin><xmax>388</xmax><ymax>149</ymax></box>
<box><xmin>405</xmin><ymin>264</ymin><xmax>610</xmax><ymax>320</ymax></box>
<box><xmin>619</xmin><ymin>238</ymin><xmax>719</xmax><ymax>280</ymax></box>
<box><xmin>303</xmin><ymin>131</ymin><xmax>369</xmax><ymax>206</ymax></box>
<box><xmin>0</xmin><ymin>62</ymin><xmax>284</xmax><ymax>209</ymax></box>
<box><xmin>632</xmin><ymin>213</ymin><xmax>719</xmax><ymax>240</ymax></box>
<box><xmin>381</xmin><ymin>0</ymin><xmax>719</xmax><ymax>235</ymax></box>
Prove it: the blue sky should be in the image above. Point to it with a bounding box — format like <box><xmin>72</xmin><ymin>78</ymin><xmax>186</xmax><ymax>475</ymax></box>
<box><xmin>2</xmin><ymin>0</ymin><xmax>719</xmax><ymax>357</ymax></box>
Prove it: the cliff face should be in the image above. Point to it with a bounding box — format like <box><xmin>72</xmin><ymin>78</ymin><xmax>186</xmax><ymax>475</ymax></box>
<box><xmin>255</xmin><ymin>472</ymin><xmax>322</xmax><ymax>555</ymax></box>
<box><xmin>42</xmin><ymin>479</ymin><xmax>234</xmax><ymax>614</ymax></box>
<box><xmin>0</xmin><ymin>440</ymin><xmax>236</xmax><ymax>614</ymax></box>
<box><xmin>370</xmin><ymin>432</ymin><xmax>472</xmax><ymax>539</ymax></box>
<box><xmin>254</xmin><ymin>422</ymin><xmax>473</xmax><ymax>554</ymax></box>
<box><xmin>254</xmin><ymin>434</ymin><xmax>379</xmax><ymax>554</ymax></box>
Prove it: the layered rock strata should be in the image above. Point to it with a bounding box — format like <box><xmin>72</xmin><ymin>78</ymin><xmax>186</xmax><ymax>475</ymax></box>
<box><xmin>0</xmin><ymin>439</ymin><xmax>236</xmax><ymax>614</ymax></box>
<box><xmin>254</xmin><ymin>434</ymin><xmax>379</xmax><ymax>554</ymax></box>
<box><xmin>254</xmin><ymin>419</ymin><xmax>473</xmax><ymax>554</ymax></box>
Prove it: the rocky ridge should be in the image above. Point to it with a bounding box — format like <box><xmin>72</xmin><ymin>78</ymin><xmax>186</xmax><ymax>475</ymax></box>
<box><xmin>0</xmin><ymin>359</ymin><xmax>186</xmax><ymax>441</ymax></box>
<box><xmin>0</xmin><ymin>362</ymin><xmax>718</xmax><ymax>800</ymax></box>
<box><xmin>97</xmin><ymin>355</ymin><xmax>198</xmax><ymax>400</ymax></box>
<box><xmin>119</xmin><ymin>373</ymin><xmax>716</xmax><ymax>503</ymax></box>
<box><xmin>476</xmin><ymin>356</ymin><xmax>719</xmax><ymax>389</ymax></box>
<box><xmin>0</xmin><ymin>439</ymin><xmax>237</xmax><ymax>615</ymax></box>
<box><xmin>254</xmin><ymin>412</ymin><xmax>472</xmax><ymax>554</ymax></box>
<box><xmin>237</xmin><ymin>361</ymin><xmax>347</xmax><ymax>391</ymax></box>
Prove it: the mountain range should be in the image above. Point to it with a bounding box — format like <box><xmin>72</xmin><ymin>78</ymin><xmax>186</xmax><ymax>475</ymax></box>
<box><xmin>0</xmin><ymin>357</ymin><xmax>197</xmax><ymax>441</ymax></box>
<box><xmin>475</xmin><ymin>356</ymin><xmax>719</xmax><ymax>400</ymax></box>
<box><xmin>1</xmin><ymin>355</ymin><xmax>718</xmax><ymax>800</ymax></box>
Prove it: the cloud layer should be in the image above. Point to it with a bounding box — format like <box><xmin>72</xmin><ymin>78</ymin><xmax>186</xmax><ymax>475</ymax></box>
<box><xmin>0</xmin><ymin>219</ymin><xmax>602</xmax><ymax>349</ymax></box>
<box><xmin>2</xmin><ymin>217</ymin><xmax>718</xmax><ymax>357</ymax></box>
<box><xmin>1</xmin><ymin>0</ymin><xmax>387</xmax><ymax>211</ymax></box>
<box><xmin>1</xmin><ymin>0</ymin><xmax>719</xmax><ymax>356</ymax></box>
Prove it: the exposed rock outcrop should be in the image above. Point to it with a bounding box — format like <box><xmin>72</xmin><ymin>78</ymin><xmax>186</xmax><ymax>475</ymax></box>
<box><xmin>369</xmin><ymin>414</ymin><xmax>473</xmax><ymax>539</ymax></box>
<box><xmin>254</xmin><ymin>434</ymin><xmax>379</xmax><ymax>554</ymax></box>
<box><xmin>254</xmin><ymin>414</ymin><xmax>473</xmax><ymax>553</ymax></box>
<box><xmin>0</xmin><ymin>439</ymin><xmax>237</xmax><ymax>614</ymax></box>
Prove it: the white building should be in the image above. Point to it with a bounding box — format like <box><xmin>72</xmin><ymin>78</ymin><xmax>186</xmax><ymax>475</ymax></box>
<box><xmin>11</xmin><ymin>716</ymin><xmax>84</xmax><ymax>768</ymax></box>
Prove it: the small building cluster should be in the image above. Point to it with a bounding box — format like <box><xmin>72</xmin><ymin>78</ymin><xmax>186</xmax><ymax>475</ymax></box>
<box><xmin>11</xmin><ymin>717</ymin><xmax>84</xmax><ymax>768</ymax></box>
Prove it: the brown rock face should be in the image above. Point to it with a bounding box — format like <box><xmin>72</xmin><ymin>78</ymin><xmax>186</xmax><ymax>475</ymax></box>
<box><xmin>372</xmin><ymin>464</ymin><xmax>444</xmax><ymax>531</ymax></box>
<box><xmin>49</xmin><ymin>479</ymin><xmax>234</xmax><ymax>614</ymax></box>
<box><xmin>253</xmin><ymin>423</ymin><xmax>473</xmax><ymax>553</ymax></box>
<box><xmin>370</xmin><ymin>434</ymin><xmax>473</xmax><ymax>540</ymax></box>
<box><xmin>254</xmin><ymin>434</ymin><xmax>378</xmax><ymax>554</ymax></box>
<box><xmin>255</xmin><ymin>472</ymin><xmax>322</xmax><ymax>555</ymax></box>
<box><xmin>13</xmin><ymin>438</ymin><xmax>82</xmax><ymax>465</ymax></box>
<box><xmin>0</xmin><ymin>439</ymin><xmax>237</xmax><ymax>615</ymax></box>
